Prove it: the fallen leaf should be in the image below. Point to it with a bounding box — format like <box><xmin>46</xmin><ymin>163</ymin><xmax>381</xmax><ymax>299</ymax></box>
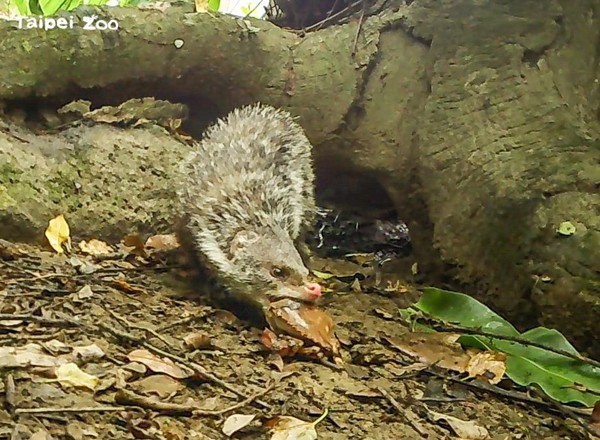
<box><xmin>127</xmin><ymin>349</ymin><xmax>190</xmax><ymax>379</ymax></box>
<box><xmin>428</xmin><ymin>410</ymin><xmax>489</xmax><ymax>439</ymax></box>
<box><xmin>72</xmin><ymin>343</ymin><xmax>105</xmax><ymax>363</ymax></box>
<box><xmin>121</xmin><ymin>234</ymin><xmax>147</xmax><ymax>257</ymax></box>
<box><xmin>30</xmin><ymin>429</ymin><xmax>50</xmax><ymax>440</ymax></box>
<box><xmin>75</xmin><ymin>285</ymin><xmax>94</xmax><ymax>300</ymax></box>
<box><xmin>556</xmin><ymin>221</ymin><xmax>576</xmax><ymax>236</ymax></box>
<box><xmin>266</xmin><ymin>301</ymin><xmax>340</xmax><ymax>355</ymax></box>
<box><xmin>113</xmin><ymin>279</ymin><xmax>147</xmax><ymax>296</ymax></box>
<box><xmin>69</xmin><ymin>256</ymin><xmax>98</xmax><ymax>274</ymax></box>
<box><xmin>465</xmin><ymin>350</ymin><xmax>506</xmax><ymax>384</ymax></box>
<box><xmin>267</xmin><ymin>409</ymin><xmax>328</xmax><ymax>440</ymax></box>
<box><xmin>0</xmin><ymin>343</ymin><xmax>62</xmax><ymax>368</ymax></box>
<box><xmin>45</xmin><ymin>214</ymin><xmax>71</xmax><ymax>253</ymax></box>
<box><xmin>222</xmin><ymin>414</ymin><xmax>256</xmax><ymax>436</ymax></box>
<box><xmin>137</xmin><ymin>374</ymin><xmax>182</xmax><ymax>398</ymax></box>
<box><xmin>183</xmin><ymin>332</ymin><xmax>213</xmax><ymax>350</ymax></box>
<box><xmin>260</xmin><ymin>328</ymin><xmax>304</xmax><ymax>358</ymax></box>
<box><xmin>56</xmin><ymin>363</ymin><xmax>100</xmax><ymax>391</ymax></box>
<box><xmin>79</xmin><ymin>239</ymin><xmax>113</xmax><ymax>256</ymax></box>
<box><xmin>385</xmin><ymin>332</ymin><xmax>471</xmax><ymax>373</ymax></box>
<box><xmin>145</xmin><ymin>234</ymin><xmax>180</xmax><ymax>251</ymax></box>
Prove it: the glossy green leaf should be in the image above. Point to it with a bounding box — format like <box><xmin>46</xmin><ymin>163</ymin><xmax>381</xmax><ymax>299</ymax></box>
<box><xmin>414</xmin><ymin>287</ymin><xmax>600</xmax><ymax>406</ymax></box>
<box><xmin>207</xmin><ymin>0</ymin><xmax>219</xmax><ymax>12</ymax></box>
<box><xmin>38</xmin><ymin>0</ymin><xmax>69</xmax><ymax>15</ymax></box>
<box><xmin>11</xmin><ymin>0</ymin><xmax>33</xmax><ymax>15</ymax></box>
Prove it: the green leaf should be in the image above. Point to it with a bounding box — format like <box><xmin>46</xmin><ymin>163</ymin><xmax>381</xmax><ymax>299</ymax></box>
<box><xmin>12</xmin><ymin>0</ymin><xmax>33</xmax><ymax>15</ymax></box>
<box><xmin>501</xmin><ymin>327</ymin><xmax>599</xmax><ymax>406</ymax></box>
<box><xmin>413</xmin><ymin>287</ymin><xmax>600</xmax><ymax>406</ymax></box>
<box><xmin>556</xmin><ymin>221</ymin><xmax>576</xmax><ymax>236</ymax></box>
<box><xmin>207</xmin><ymin>0</ymin><xmax>219</xmax><ymax>12</ymax></box>
<box><xmin>38</xmin><ymin>0</ymin><xmax>69</xmax><ymax>15</ymax></box>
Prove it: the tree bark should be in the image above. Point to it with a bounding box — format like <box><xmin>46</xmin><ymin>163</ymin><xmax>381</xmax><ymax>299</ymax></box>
<box><xmin>1</xmin><ymin>0</ymin><xmax>599</xmax><ymax>354</ymax></box>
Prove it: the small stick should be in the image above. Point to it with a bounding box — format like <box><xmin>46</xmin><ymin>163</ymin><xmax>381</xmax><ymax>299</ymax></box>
<box><xmin>530</xmin><ymin>387</ymin><xmax>598</xmax><ymax>438</ymax></box>
<box><xmin>15</xmin><ymin>406</ymin><xmax>126</xmax><ymax>415</ymax></box>
<box><xmin>115</xmin><ymin>381</ymin><xmax>276</xmax><ymax>416</ymax></box>
<box><xmin>430</xmin><ymin>323</ymin><xmax>600</xmax><ymax>369</ymax></box>
<box><xmin>99</xmin><ymin>323</ymin><xmax>271</xmax><ymax>410</ymax></box>
<box><xmin>377</xmin><ymin>387</ymin><xmax>429</xmax><ymax>437</ymax></box>
<box><xmin>0</xmin><ymin>314</ymin><xmax>77</xmax><ymax>327</ymax></box>
<box><xmin>108</xmin><ymin>310</ymin><xmax>174</xmax><ymax>349</ymax></box>
<box><xmin>351</xmin><ymin>0</ymin><xmax>367</xmax><ymax>56</ymax></box>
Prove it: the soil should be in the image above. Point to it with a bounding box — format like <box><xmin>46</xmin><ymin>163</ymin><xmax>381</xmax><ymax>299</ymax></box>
<box><xmin>0</xmin><ymin>240</ymin><xmax>591</xmax><ymax>440</ymax></box>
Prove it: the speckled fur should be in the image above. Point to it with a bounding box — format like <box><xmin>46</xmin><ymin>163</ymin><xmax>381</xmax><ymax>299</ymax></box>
<box><xmin>177</xmin><ymin>104</ymin><xmax>316</xmax><ymax>304</ymax></box>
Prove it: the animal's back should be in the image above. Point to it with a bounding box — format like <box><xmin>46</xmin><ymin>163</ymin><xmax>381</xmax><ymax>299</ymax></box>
<box><xmin>179</xmin><ymin>104</ymin><xmax>315</xmax><ymax>239</ymax></box>
<box><xmin>177</xmin><ymin>104</ymin><xmax>321</xmax><ymax>305</ymax></box>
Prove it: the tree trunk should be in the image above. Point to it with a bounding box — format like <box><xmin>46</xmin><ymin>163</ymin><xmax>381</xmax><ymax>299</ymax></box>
<box><xmin>1</xmin><ymin>0</ymin><xmax>598</xmax><ymax>354</ymax></box>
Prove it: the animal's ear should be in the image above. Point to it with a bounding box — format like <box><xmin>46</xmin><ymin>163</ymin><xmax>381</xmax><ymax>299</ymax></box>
<box><xmin>229</xmin><ymin>230</ymin><xmax>260</xmax><ymax>258</ymax></box>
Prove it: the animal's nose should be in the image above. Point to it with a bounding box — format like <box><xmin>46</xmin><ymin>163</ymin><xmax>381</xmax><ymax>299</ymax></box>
<box><xmin>304</xmin><ymin>282</ymin><xmax>322</xmax><ymax>300</ymax></box>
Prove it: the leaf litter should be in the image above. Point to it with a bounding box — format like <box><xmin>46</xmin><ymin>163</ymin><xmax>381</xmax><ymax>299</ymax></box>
<box><xmin>0</xmin><ymin>219</ymin><xmax>595</xmax><ymax>439</ymax></box>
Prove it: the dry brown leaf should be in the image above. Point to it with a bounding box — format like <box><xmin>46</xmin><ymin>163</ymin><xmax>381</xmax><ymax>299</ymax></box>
<box><xmin>137</xmin><ymin>374</ymin><xmax>182</xmax><ymax>398</ymax></box>
<box><xmin>127</xmin><ymin>349</ymin><xmax>190</xmax><ymax>379</ymax></box>
<box><xmin>66</xmin><ymin>421</ymin><xmax>99</xmax><ymax>440</ymax></box>
<box><xmin>76</xmin><ymin>285</ymin><xmax>95</xmax><ymax>300</ymax></box>
<box><xmin>428</xmin><ymin>410</ymin><xmax>489</xmax><ymax>439</ymax></box>
<box><xmin>56</xmin><ymin>363</ymin><xmax>100</xmax><ymax>391</ymax></box>
<box><xmin>222</xmin><ymin>414</ymin><xmax>256</xmax><ymax>436</ymax></box>
<box><xmin>121</xmin><ymin>234</ymin><xmax>147</xmax><ymax>257</ymax></box>
<box><xmin>79</xmin><ymin>239</ymin><xmax>113</xmax><ymax>256</ymax></box>
<box><xmin>590</xmin><ymin>400</ymin><xmax>600</xmax><ymax>437</ymax></box>
<box><xmin>145</xmin><ymin>234</ymin><xmax>180</xmax><ymax>251</ymax></box>
<box><xmin>266</xmin><ymin>353</ymin><xmax>285</xmax><ymax>372</ymax></box>
<box><xmin>0</xmin><ymin>343</ymin><xmax>62</xmax><ymax>368</ymax></box>
<box><xmin>183</xmin><ymin>332</ymin><xmax>213</xmax><ymax>350</ymax></box>
<box><xmin>260</xmin><ymin>328</ymin><xmax>304</xmax><ymax>358</ymax></box>
<box><xmin>72</xmin><ymin>343</ymin><xmax>105</xmax><ymax>363</ymax></box>
<box><xmin>113</xmin><ymin>279</ymin><xmax>147</xmax><ymax>295</ymax></box>
<box><xmin>45</xmin><ymin>214</ymin><xmax>71</xmax><ymax>253</ymax></box>
<box><xmin>30</xmin><ymin>429</ymin><xmax>50</xmax><ymax>440</ymax></box>
<box><xmin>265</xmin><ymin>301</ymin><xmax>339</xmax><ymax>355</ymax></box>
<box><xmin>465</xmin><ymin>349</ymin><xmax>506</xmax><ymax>384</ymax></box>
<box><xmin>385</xmin><ymin>332</ymin><xmax>471</xmax><ymax>372</ymax></box>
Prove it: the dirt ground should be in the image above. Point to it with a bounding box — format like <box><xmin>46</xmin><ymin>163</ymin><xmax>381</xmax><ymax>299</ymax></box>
<box><xmin>0</xmin><ymin>240</ymin><xmax>592</xmax><ymax>440</ymax></box>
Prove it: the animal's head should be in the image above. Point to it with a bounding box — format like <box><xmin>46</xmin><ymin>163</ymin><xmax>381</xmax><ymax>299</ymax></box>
<box><xmin>227</xmin><ymin>227</ymin><xmax>321</xmax><ymax>302</ymax></box>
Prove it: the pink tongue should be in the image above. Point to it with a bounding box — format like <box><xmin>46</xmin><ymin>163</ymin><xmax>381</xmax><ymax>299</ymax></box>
<box><xmin>304</xmin><ymin>282</ymin><xmax>322</xmax><ymax>299</ymax></box>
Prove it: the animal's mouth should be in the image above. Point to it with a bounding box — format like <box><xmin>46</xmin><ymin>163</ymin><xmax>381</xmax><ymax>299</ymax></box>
<box><xmin>266</xmin><ymin>283</ymin><xmax>321</xmax><ymax>303</ymax></box>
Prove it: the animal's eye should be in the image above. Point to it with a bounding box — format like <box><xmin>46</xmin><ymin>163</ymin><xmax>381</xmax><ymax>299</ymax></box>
<box><xmin>270</xmin><ymin>266</ymin><xmax>288</xmax><ymax>279</ymax></box>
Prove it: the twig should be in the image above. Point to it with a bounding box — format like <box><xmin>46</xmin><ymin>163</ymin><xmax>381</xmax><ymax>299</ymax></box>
<box><xmin>431</xmin><ymin>323</ymin><xmax>600</xmax><ymax>369</ymax></box>
<box><xmin>530</xmin><ymin>387</ymin><xmax>599</xmax><ymax>438</ymax></box>
<box><xmin>7</xmin><ymin>273</ymin><xmax>71</xmax><ymax>284</ymax></box>
<box><xmin>15</xmin><ymin>406</ymin><xmax>126</xmax><ymax>415</ymax></box>
<box><xmin>108</xmin><ymin>310</ymin><xmax>174</xmax><ymax>349</ymax></box>
<box><xmin>0</xmin><ymin>314</ymin><xmax>78</xmax><ymax>327</ymax></box>
<box><xmin>377</xmin><ymin>387</ymin><xmax>430</xmax><ymax>437</ymax></box>
<box><xmin>98</xmin><ymin>323</ymin><xmax>271</xmax><ymax>410</ymax></box>
<box><xmin>351</xmin><ymin>0</ymin><xmax>367</xmax><ymax>56</ymax></box>
<box><xmin>115</xmin><ymin>381</ymin><xmax>276</xmax><ymax>416</ymax></box>
<box><xmin>156</xmin><ymin>314</ymin><xmax>199</xmax><ymax>332</ymax></box>
<box><xmin>421</xmin><ymin>366</ymin><xmax>592</xmax><ymax>418</ymax></box>
<box><xmin>305</xmin><ymin>0</ymin><xmax>364</xmax><ymax>33</ymax></box>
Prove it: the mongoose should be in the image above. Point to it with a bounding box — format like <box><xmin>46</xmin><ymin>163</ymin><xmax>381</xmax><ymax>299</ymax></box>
<box><xmin>177</xmin><ymin>104</ymin><xmax>322</xmax><ymax>308</ymax></box>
